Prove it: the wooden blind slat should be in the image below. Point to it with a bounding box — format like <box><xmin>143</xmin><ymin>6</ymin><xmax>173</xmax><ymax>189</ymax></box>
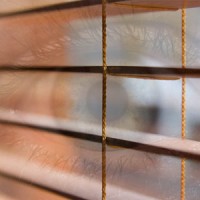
<box><xmin>0</xmin><ymin>109</ymin><xmax>200</xmax><ymax>160</ymax></box>
<box><xmin>1</xmin><ymin>0</ymin><xmax>200</xmax><ymax>18</ymax></box>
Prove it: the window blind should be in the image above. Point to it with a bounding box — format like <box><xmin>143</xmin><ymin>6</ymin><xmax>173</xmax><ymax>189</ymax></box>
<box><xmin>0</xmin><ymin>1</ymin><xmax>200</xmax><ymax>199</ymax></box>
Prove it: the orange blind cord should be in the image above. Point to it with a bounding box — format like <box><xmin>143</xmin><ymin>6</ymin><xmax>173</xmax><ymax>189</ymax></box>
<box><xmin>101</xmin><ymin>4</ymin><xmax>187</xmax><ymax>200</ymax></box>
<box><xmin>181</xmin><ymin>8</ymin><xmax>186</xmax><ymax>200</ymax></box>
<box><xmin>102</xmin><ymin>0</ymin><xmax>107</xmax><ymax>198</ymax></box>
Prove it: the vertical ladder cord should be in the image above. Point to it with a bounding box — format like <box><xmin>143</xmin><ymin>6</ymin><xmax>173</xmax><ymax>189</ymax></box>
<box><xmin>102</xmin><ymin>0</ymin><xmax>107</xmax><ymax>198</ymax></box>
<box><xmin>181</xmin><ymin>8</ymin><xmax>186</xmax><ymax>200</ymax></box>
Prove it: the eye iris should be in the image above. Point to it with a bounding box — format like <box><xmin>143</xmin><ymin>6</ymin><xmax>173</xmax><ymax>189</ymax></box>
<box><xmin>86</xmin><ymin>79</ymin><xmax>128</xmax><ymax>122</ymax></box>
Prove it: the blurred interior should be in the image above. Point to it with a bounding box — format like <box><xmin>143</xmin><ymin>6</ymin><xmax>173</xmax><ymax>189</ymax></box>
<box><xmin>0</xmin><ymin>1</ymin><xmax>200</xmax><ymax>199</ymax></box>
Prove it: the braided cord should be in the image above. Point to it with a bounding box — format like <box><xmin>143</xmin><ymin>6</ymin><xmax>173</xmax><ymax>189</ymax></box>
<box><xmin>102</xmin><ymin>0</ymin><xmax>107</xmax><ymax>198</ymax></box>
<box><xmin>181</xmin><ymin>8</ymin><xmax>186</xmax><ymax>200</ymax></box>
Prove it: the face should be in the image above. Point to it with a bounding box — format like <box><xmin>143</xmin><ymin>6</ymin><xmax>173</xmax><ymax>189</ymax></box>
<box><xmin>0</xmin><ymin>3</ymin><xmax>200</xmax><ymax>200</ymax></box>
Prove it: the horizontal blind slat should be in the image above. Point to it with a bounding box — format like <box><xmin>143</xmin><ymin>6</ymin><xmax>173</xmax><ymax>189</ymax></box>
<box><xmin>0</xmin><ymin>109</ymin><xmax>200</xmax><ymax>160</ymax></box>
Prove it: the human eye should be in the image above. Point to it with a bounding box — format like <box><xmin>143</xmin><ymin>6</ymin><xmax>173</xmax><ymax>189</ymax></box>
<box><xmin>0</xmin><ymin>3</ymin><xmax>200</xmax><ymax>200</ymax></box>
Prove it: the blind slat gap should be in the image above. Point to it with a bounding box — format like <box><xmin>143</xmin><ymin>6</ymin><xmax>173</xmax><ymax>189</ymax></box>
<box><xmin>1</xmin><ymin>66</ymin><xmax>200</xmax><ymax>79</ymax></box>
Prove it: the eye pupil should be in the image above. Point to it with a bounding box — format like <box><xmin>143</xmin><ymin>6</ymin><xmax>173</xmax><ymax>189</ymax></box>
<box><xmin>86</xmin><ymin>79</ymin><xmax>128</xmax><ymax>122</ymax></box>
